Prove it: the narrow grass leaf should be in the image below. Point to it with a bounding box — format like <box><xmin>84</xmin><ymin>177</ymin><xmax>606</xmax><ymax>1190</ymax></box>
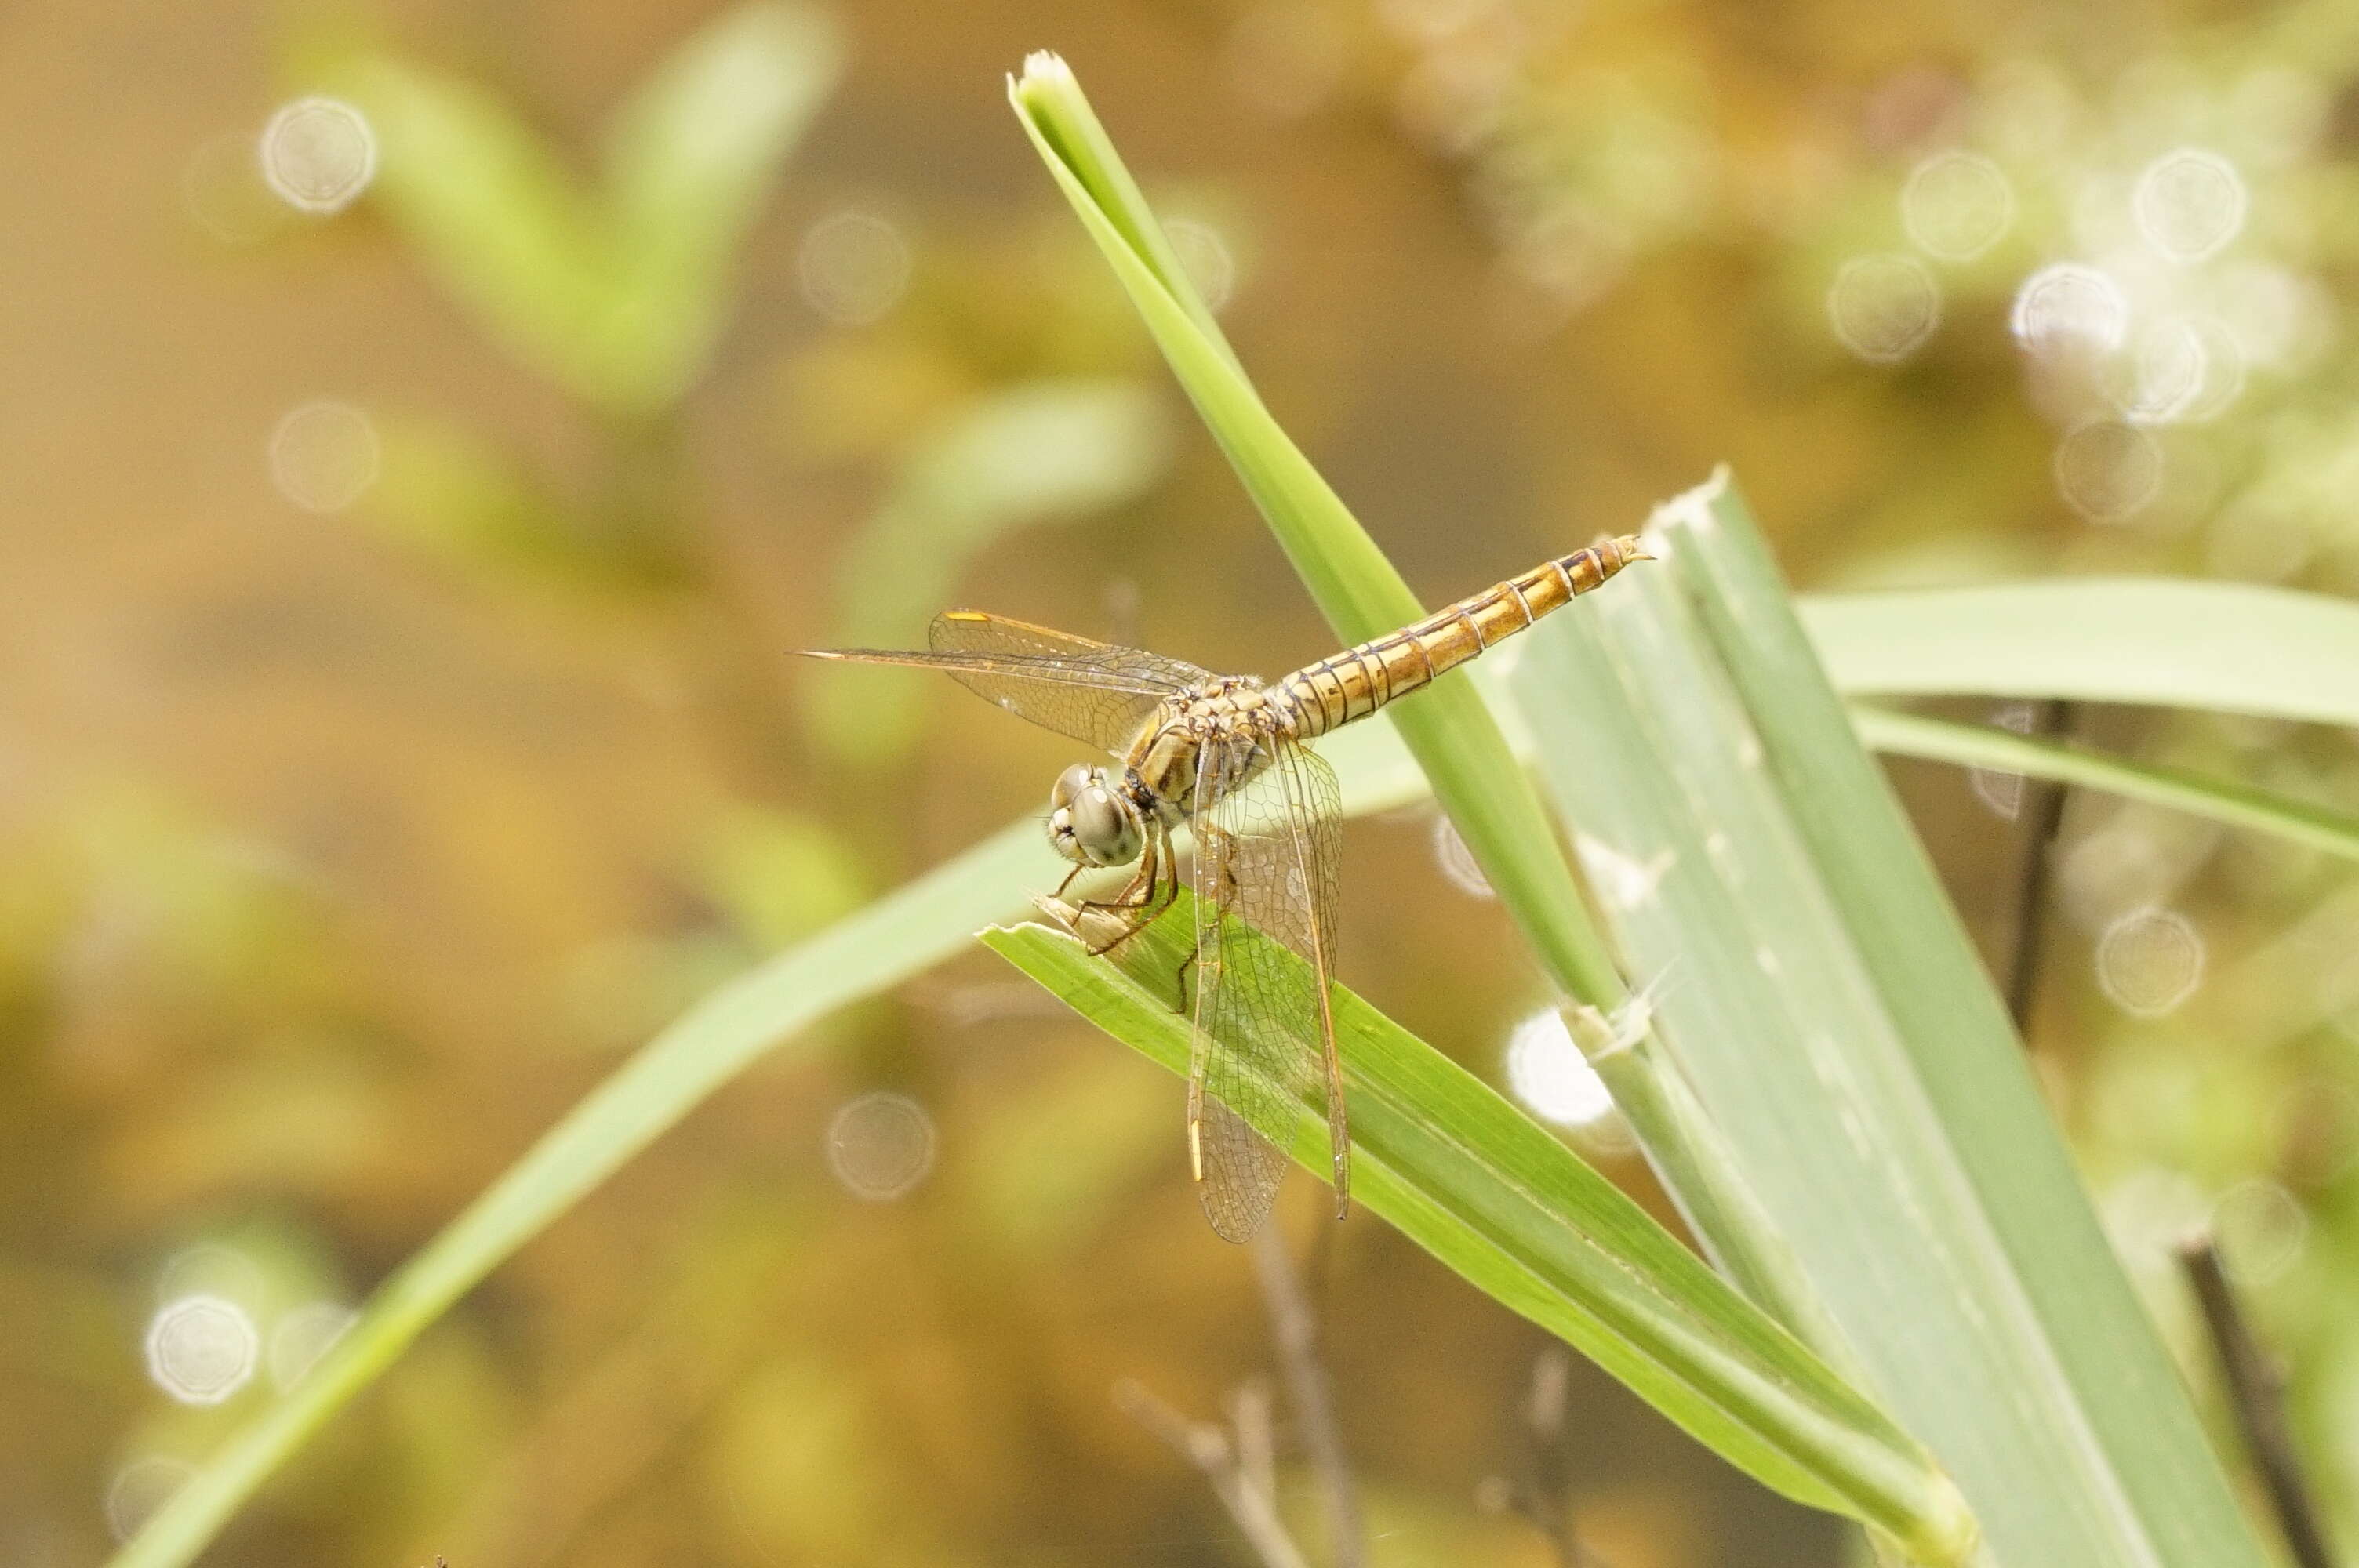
<box><xmin>1804</xmin><ymin>579</ymin><xmax>2359</xmax><ymax>728</ymax></box>
<box><xmin>1008</xmin><ymin>53</ymin><xmax>1623</xmax><ymax>1007</ymax></box>
<box><xmin>982</xmin><ymin>912</ymin><xmax>1976</xmax><ymax>1563</ymax></box>
<box><xmin>102</xmin><ymin>822</ymin><xmax>1046</xmax><ymax>1568</ymax></box>
<box><xmin>1852</xmin><ymin>706</ymin><xmax>2359</xmax><ymax>865</ymax></box>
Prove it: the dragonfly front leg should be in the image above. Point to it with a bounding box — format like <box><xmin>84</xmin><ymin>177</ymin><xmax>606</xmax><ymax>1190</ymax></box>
<box><xmin>1074</xmin><ymin>828</ymin><xmax>1179</xmax><ymax>958</ymax></box>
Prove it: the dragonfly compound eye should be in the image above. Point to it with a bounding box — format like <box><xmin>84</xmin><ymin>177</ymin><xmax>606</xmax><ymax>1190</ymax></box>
<box><xmin>1049</xmin><ymin>764</ymin><xmax>1142</xmax><ymax>867</ymax></box>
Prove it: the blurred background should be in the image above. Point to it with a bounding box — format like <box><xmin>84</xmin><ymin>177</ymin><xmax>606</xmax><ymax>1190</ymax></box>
<box><xmin>5</xmin><ymin>0</ymin><xmax>2359</xmax><ymax>1563</ymax></box>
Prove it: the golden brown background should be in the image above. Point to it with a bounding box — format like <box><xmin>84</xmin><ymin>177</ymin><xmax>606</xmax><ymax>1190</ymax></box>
<box><xmin>5</xmin><ymin>1</ymin><xmax>2357</xmax><ymax>1564</ymax></box>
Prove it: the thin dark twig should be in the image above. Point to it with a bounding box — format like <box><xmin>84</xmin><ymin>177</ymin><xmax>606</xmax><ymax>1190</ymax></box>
<box><xmin>1114</xmin><ymin>1379</ymin><xmax>1314</xmax><ymax>1568</ymax></box>
<box><xmin>2003</xmin><ymin>699</ymin><xmax>2075</xmax><ymax>1034</ymax></box>
<box><xmin>1524</xmin><ymin>1346</ymin><xmax>1579</xmax><ymax>1566</ymax></box>
<box><xmin>1250</xmin><ymin>1221</ymin><xmax>1365</xmax><ymax>1568</ymax></box>
<box><xmin>2176</xmin><ymin>1234</ymin><xmax>2337</xmax><ymax>1568</ymax></box>
<box><xmin>1503</xmin><ymin>1345</ymin><xmax>1610</xmax><ymax>1568</ymax></box>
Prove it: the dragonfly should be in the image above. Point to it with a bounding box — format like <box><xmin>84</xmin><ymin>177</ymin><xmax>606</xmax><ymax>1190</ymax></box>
<box><xmin>805</xmin><ymin>535</ymin><xmax>1649</xmax><ymax>1240</ymax></box>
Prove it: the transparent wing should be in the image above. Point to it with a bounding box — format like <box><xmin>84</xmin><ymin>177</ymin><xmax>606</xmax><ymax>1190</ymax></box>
<box><xmin>1187</xmin><ymin>732</ymin><xmax>1347</xmax><ymax>1242</ymax></box>
<box><xmin>802</xmin><ymin>611</ymin><xmax>1208</xmax><ymax>753</ymax></box>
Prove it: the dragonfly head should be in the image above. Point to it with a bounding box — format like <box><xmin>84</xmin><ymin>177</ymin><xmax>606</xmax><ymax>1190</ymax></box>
<box><xmin>1048</xmin><ymin>764</ymin><xmax>1144</xmax><ymax>867</ymax></box>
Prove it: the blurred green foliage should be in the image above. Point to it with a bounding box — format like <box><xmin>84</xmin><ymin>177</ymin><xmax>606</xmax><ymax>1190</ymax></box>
<box><xmin>325</xmin><ymin>5</ymin><xmax>845</xmax><ymax>417</ymax></box>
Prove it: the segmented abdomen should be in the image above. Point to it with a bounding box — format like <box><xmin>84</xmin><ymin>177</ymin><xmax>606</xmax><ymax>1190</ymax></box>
<box><xmin>1276</xmin><ymin>535</ymin><xmax>1647</xmax><ymax>738</ymax></box>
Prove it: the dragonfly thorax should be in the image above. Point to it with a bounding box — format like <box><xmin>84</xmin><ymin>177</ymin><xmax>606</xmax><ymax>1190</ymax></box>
<box><xmin>1048</xmin><ymin>762</ymin><xmax>1146</xmax><ymax>867</ymax></box>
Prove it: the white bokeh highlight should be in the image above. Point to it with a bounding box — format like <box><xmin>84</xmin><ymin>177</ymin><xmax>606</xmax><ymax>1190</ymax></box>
<box><xmin>1504</xmin><ymin>1007</ymin><xmax>1616</xmax><ymax>1128</ymax></box>
<box><xmin>1902</xmin><ymin>151</ymin><xmax>2016</xmax><ymax>261</ymax></box>
<box><xmin>1164</xmin><ymin>219</ymin><xmax>1240</xmax><ymax>314</ymax></box>
<box><xmin>144</xmin><ymin>1294</ymin><xmax>260</xmax><ymax>1406</ymax></box>
<box><xmin>106</xmin><ymin>1456</ymin><xmax>196</xmax><ymax>1542</ymax></box>
<box><xmin>798</xmin><ymin>210</ymin><xmax>912</xmax><ymax>328</ymax></box>
<box><xmin>2212</xmin><ymin>1178</ymin><xmax>2307</xmax><ymax>1286</ymax></box>
<box><xmin>268</xmin><ymin>400</ymin><xmax>380</xmax><ymax>514</ymax></box>
<box><xmin>1430</xmin><ymin>814</ymin><xmax>1494</xmax><ymax>898</ymax></box>
<box><xmin>2132</xmin><ymin>148</ymin><xmax>2247</xmax><ymax>264</ymax></box>
<box><xmin>1828</xmin><ymin>253</ymin><xmax>1943</xmax><ymax>363</ymax></box>
<box><xmin>2011</xmin><ymin>263</ymin><xmax>2128</xmax><ymax>357</ymax></box>
<box><xmin>1968</xmin><ymin>699</ymin><xmax>2040</xmax><ymax>818</ymax></box>
<box><xmin>258</xmin><ymin>97</ymin><xmax>376</xmax><ymax>215</ymax></box>
<box><xmin>2095</xmin><ymin>906</ymin><xmax>2205</xmax><ymax>1018</ymax></box>
<box><xmin>2100</xmin><ymin>1164</ymin><xmax>2211</xmax><ymax>1269</ymax></box>
<box><xmin>268</xmin><ymin>1301</ymin><xmax>358</xmax><ymax>1391</ymax></box>
<box><xmin>2121</xmin><ymin>315</ymin><xmax>2244</xmax><ymax>424</ymax></box>
<box><xmin>826</xmin><ymin>1091</ymin><xmax>937</xmax><ymax>1200</ymax></box>
<box><xmin>2054</xmin><ymin>419</ymin><xmax>2163</xmax><ymax>522</ymax></box>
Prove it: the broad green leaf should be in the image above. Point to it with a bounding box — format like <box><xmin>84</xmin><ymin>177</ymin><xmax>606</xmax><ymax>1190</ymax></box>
<box><xmin>980</xmin><ymin>909</ymin><xmax>1975</xmax><ymax>1563</ymax></box>
<box><xmin>1507</xmin><ymin>473</ymin><xmax>2274</xmax><ymax>1568</ymax></box>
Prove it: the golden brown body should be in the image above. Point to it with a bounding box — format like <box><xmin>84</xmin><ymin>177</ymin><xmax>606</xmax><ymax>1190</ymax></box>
<box><xmin>1277</xmin><ymin>533</ymin><xmax>1645</xmax><ymax>739</ymax></box>
<box><xmin>1114</xmin><ymin>533</ymin><xmax>1648</xmax><ymax>822</ymax></box>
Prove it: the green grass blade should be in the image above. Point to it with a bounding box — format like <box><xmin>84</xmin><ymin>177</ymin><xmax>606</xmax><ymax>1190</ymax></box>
<box><xmin>1007</xmin><ymin>53</ymin><xmax>1622</xmax><ymax>1007</ymax></box>
<box><xmin>1008</xmin><ymin>54</ymin><xmax>1808</xmax><ymax>1351</ymax></box>
<box><xmin>981</xmin><ymin>912</ymin><xmax>1976</xmax><ymax>1563</ymax></box>
<box><xmin>1851</xmin><ymin>706</ymin><xmax>2359</xmax><ymax>865</ymax></box>
<box><xmin>1803</xmin><ymin>578</ymin><xmax>2359</xmax><ymax>728</ymax></box>
<box><xmin>1502</xmin><ymin>471</ymin><xmax>2270</xmax><ymax>1568</ymax></box>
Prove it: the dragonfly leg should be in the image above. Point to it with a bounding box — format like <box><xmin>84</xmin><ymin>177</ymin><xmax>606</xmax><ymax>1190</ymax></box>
<box><xmin>1076</xmin><ymin>829</ymin><xmax>1180</xmax><ymax>957</ymax></box>
<box><xmin>1169</xmin><ymin>934</ymin><xmax>1198</xmax><ymax>1015</ymax></box>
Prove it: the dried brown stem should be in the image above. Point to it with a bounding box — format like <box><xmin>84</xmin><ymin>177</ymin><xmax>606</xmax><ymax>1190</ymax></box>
<box><xmin>1230</xmin><ymin>1377</ymin><xmax>1280</xmax><ymax>1508</ymax></box>
<box><xmin>1249</xmin><ymin>1222</ymin><xmax>1365</xmax><ymax>1568</ymax></box>
<box><xmin>1114</xmin><ymin>1379</ymin><xmax>1314</xmax><ymax>1568</ymax></box>
<box><xmin>1505</xmin><ymin>1345</ymin><xmax>1607</xmax><ymax>1568</ymax></box>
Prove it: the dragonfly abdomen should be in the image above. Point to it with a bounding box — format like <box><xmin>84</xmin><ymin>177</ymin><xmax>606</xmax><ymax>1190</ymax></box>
<box><xmin>1277</xmin><ymin>535</ymin><xmax>1648</xmax><ymax>737</ymax></box>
